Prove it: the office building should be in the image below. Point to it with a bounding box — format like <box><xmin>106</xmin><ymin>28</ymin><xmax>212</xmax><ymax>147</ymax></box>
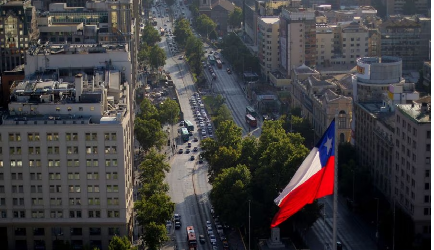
<box><xmin>0</xmin><ymin>0</ymin><xmax>39</xmax><ymax>74</ymax></box>
<box><xmin>0</xmin><ymin>42</ymin><xmax>134</xmax><ymax>250</ymax></box>
<box><xmin>383</xmin><ymin>0</ymin><xmax>430</xmax><ymax>16</ymax></box>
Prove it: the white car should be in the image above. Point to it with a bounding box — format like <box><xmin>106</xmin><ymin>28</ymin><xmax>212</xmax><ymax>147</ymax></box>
<box><xmin>201</xmin><ymin>130</ymin><xmax>206</xmax><ymax>136</ymax></box>
<box><xmin>207</xmin><ymin>226</ymin><xmax>213</xmax><ymax>235</ymax></box>
<box><xmin>209</xmin><ymin>234</ymin><xmax>217</xmax><ymax>244</ymax></box>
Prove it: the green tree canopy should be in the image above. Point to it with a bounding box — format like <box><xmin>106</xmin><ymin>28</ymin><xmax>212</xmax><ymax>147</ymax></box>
<box><xmin>195</xmin><ymin>14</ymin><xmax>216</xmax><ymax>38</ymax></box>
<box><xmin>108</xmin><ymin>236</ymin><xmax>137</xmax><ymax>250</ymax></box>
<box><xmin>142</xmin><ymin>24</ymin><xmax>162</xmax><ymax>46</ymax></box>
<box><xmin>215</xmin><ymin>120</ymin><xmax>242</xmax><ymax>149</ymax></box>
<box><xmin>213</xmin><ymin>104</ymin><xmax>233</xmax><ymax>128</ymax></box>
<box><xmin>210</xmin><ymin>165</ymin><xmax>251</xmax><ymax>227</ymax></box>
<box><xmin>174</xmin><ymin>18</ymin><xmax>193</xmax><ymax>47</ymax></box>
<box><xmin>142</xmin><ymin>222</ymin><xmax>169</xmax><ymax>250</ymax></box>
<box><xmin>158</xmin><ymin>98</ymin><xmax>180</xmax><ymax>125</ymax></box>
<box><xmin>138</xmin><ymin>98</ymin><xmax>159</xmax><ymax>120</ymax></box>
<box><xmin>228</xmin><ymin>7</ymin><xmax>243</xmax><ymax>28</ymax></box>
<box><xmin>134</xmin><ymin>118</ymin><xmax>166</xmax><ymax>152</ymax></box>
<box><xmin>149</xmin><ymin>45</ymin><xmax>167</xmax><ymax>70</ymax></box>
<box><xmin>135</xmin><ymin>192</ymin><xmax>174</xmax><ymax>225</ymax></box>
<box><xmin>138</xmin><ymin>148</ymin><xmax>170</xmax><ymax>186</ymax></box>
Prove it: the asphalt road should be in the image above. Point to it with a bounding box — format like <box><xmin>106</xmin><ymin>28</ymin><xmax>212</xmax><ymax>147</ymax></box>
<box><xmin>152</xmin><ymin>3</ymin><xmax>222</xmax><ymax>250</ymax></box>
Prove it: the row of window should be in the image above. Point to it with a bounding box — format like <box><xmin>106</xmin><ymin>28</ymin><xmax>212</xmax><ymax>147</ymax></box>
<box><xmin>14</xmin><ymin>226</ymin><xmax>120</xmax><ymax>236</ymax></box>
<box><xmin>5</xmin><ymin>146</ymin><xmax>119</xmax><ymax>155</ymax></box>
<box><xmin>0</xmin><ymin>185</ymin><xmax>119</xmax><ymax>193</ymax></box>
<box><xmin>7</xmin><ymin>132</ymin><xmax>118</xmax><ymax>142</ymax></box>
<box><xmin>0</xmin><ymin>210</ymin><xmax>121</xmax><ymax>219</ymax></box>
<box><xmin>2</xmin><ymin>172</ymin><xmax>117</xmax><ymax>181</ymax></box>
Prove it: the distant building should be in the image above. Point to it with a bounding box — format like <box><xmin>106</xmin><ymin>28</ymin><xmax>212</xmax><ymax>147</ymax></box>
<box><xmin>380</xmin><ymin>17</ymin><xmax>430</xmax><ymax>71</ymax></box>
<box><xmin>0</xmin><ymin>0</ymin><xmax>39</xmax><ymax>74</ymax></box>
<box><xmin>384</xmin><ymin>0</ymin><xmax>430</xmax><ymax>16</ymax></box>
<box><xmin>210</xmin><ymin>0</ymin><xmax>235</xmax><ymax>35</ymax></box>
<box><xmin>257</xmin><ymin>17</ymin><xmax>280</xmax><ymax>79</ymax></box>
<box><xmin>279</xmin><ymin>3</ymin><xmax>316</xmax><ymax>77</ymax></box>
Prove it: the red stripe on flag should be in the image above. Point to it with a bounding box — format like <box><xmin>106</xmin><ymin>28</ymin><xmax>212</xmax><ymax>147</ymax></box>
<box><xmin>271</xmin><ymin>156</ymin><xmax>334</xmax><ymax>228</ymax></box>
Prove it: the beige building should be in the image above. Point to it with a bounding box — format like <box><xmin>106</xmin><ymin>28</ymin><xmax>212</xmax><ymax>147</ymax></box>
<box><xmin>289</xmin><ymin>64</ymin><xmax>353</xmax><ymax>143</ymax></box>
<box><xmin>332</xmin><ymin>20</ymin><xmax>369</xmax><ymax>66</ymax></box>
<box><xmin>0</xmin><ymin>43</ymin><xmax>135</xmax><ymax>250</ymax></box>
<box><xmin>316</xmin><ymin>22</ymin><xmax>334</xmax><ymax>67</ymax></box>
<box><xmin>257</xmin><ymin>17</ymin><xmax>280</xmax><ymax>80</ymax></box>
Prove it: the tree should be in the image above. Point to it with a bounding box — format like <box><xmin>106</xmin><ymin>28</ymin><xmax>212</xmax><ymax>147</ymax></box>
<box><xmin>215</xmin><ymin>120</ymin><xmax>242</xmax><ymax>149</ymax></box>
<box><xmin>138</xmin><ymin>149</ymin><xmax>170</xmax><ymax>186</ymax></box>
<box><xmin>142</xmin><ymin>222</ymin><xmax>169</xmax><ymax>250</ymax></box>
<box><xmin>228</xmin><ymin>7</ymin><xmax>243</xmax><ymax>28</ymax></box>
<box><xmin>149</xmin><ymin>45</ymin><xmax>167</xmax><ymax>70</ymax></box>
<box><xmin>158</xmin><ymin>98</ymin><xmax>180</xmax><ymax>125</ymax></box>
<box><xmin>142</xmin><ymin>24</ymin><xmax>161</xmax><ymax>46</ymax></box>
<box><xmin>108</xmin><ymin>236</ymin><xmax>137</xmax><ymax>250</ymax></box>
<box><xmin>238</xmin><ymin>136</ymin><xmax>259</xmax><ymax>172</ymax></box>
<box><xmin>138</xmin><ymin>45</ymin><xmax>150</xmax><ymax>70</ymax></box>
<box><xmin>210</xmin><ymin>165</ymin><xmax>251</xmax><ymax>227</ymax></box>
<box><xmin>174</xmin><ymin>18</ymin><xmax>193</xmax><ymax>47</ymax></box>
<box><xmin>207</xmin><ymin>146</ymin><xmax>241</xmax><ymax>183</ymax></box>
<box><xmin>195</xmin><ymin>14</ymin><xmax>216</xmax><ymax>38</ymax></box>
<box><xmin>135</xmin><ymin>192</ymin><xmax>174</xmax><ymax>225</ymax></box>
<box><xmin>138</xmin><ymin>98</ymin><xmax>159</xmax><ymax>120</ymax></box>
<box><xmin>134</xmin><ymin>118</ymin><xmax>167</xmax><ymax>152</ymax></box>
<box><xmin>213</xmin><ymin>105</ymin><xmax>233</xmax><ymax>128</ymax></box>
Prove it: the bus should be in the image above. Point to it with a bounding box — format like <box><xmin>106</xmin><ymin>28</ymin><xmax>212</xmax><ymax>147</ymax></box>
<box><xmin>181</xmin><ymin>127</ymin><xmax>189</xmax><ymax>142</ymax></box>
<box><xmin>216</xmin><ymin>60</ymin><xmax>222</xmax><ymax>69</ymax></box>
<box><xmin>208</xmin><ymin>55</ymin><xmax>216</xmax><ymax>65</ymax></box>
<box><xmin>246</xmin><ymin>114</ymin><xmax>257</xmax><ymax>127</ymax></box>
<box><xmin>184</xmin><ymin>120</ymin><xmax>194</xmax><ymax>131</ymax></box>
<box><xmin>246</xmin><ymin>106</ymin><xmax>258</xmax><ymax>118</ymax></box>
<box><xmin>186</xmin><ymin>226</ymin><xmax>197</xmax><ymax>249</ymax></box>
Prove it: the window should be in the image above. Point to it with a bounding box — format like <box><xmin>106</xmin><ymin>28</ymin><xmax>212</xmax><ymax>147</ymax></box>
<box><xmin>33</xmin><ymin>228</ymin><xmax>45</xmax><ymax>236</ymax></box>
<box><xmin>31</xmin><ymin>211</ymin><xmax>44</xmax><ymax>218</ymax></box>
<box><xmin>105</xmin><ymin>146</ymin><xmax>117</xmax><ymax>154</ymax></box>
<box><xmin>46</xmin><ymin>133</ymin><xmax>59</xmax><ymax>141</ymax></box>
<box><xmin>106</xmin><ymin>172</ymin><xmax>118</xmax><ymax>180</ymax></box>
<box><xmin>9</xmin><ymin>133</ymin><xmax>21</xmax><ymax>141</ymax></box>
<box><xmin>67</xmin><ymin>173</ymin><xmax>80</xmax><ymax>180</ymax></box>
<box><xmin>427</xmin><ymin>131</ymin><xmax>431</xmax><ymax>139</ymax></box>
<box><xmin>47</xmin><ymin>146</ymin><xmax>60</xmax><ymax>154</ymax></box>
<box><xmin>48</xmin><ymin>160</ymin><xmax>60</xmax><ymax>167</ymax></box>
<box><xmin>88</xmin><ymin>210</ymin><xmax>101</xmax><ymax>218</ymax></box>
<box><xmin>85</xmin><ymin>133</ymin><xmax>98</xmax><ymax>141</ymax></box>
<box><xmin>31</xmin><ymin>198</ymin><xmax>43</xmax><ymax>206</ymax></box>
<box><xmin>87</xmin><ymin>172</ymin><xmax>99</xmax><ymax>180</ymax></box>
<box><xmin>50</xmin><ymin>210</ymin><xmax>63</xmax><ymax>218</ymax></box>
<box><xmin>15</xmin><ymin>228</ymin><xmax>26</xmax><ymax>236</ymax></box>
<box><xmin>0</xmin><ymin>173</ymin><xmax>3</xmax><ymax>180</ymax></box>
<box><xmin>49</xmin><ymin>185</ymin><xmax>62</xmax><ymax>193</ymax></box>
<box><xmin>87</xmin><ymin>185</ymin><xmax>100</xmax><ymax>193</ymax></box>
<box><xmin>13</xmin><ymin>198</ymin><xmax>24</xmax><ymax>206</ymax></box>
<box><xmin>12</xmin><ymin>185</ymin><xmax>24</xmax><ymax>193</ymax></box>
<box><xmin>10</xmin><ymin>160</ymin><xmax>23</xmax><ymax>167</ymax></box>
<box><xmin>425</xmin><ymin>183</ymin><xmax>430</xmax><ymax>190</ymax></box>
<box><xmin>29</xmin><ymin>160</ymin><xmax>42</xmax><ymax>167</ymax></box>
<box><xmin>86</xmin><ymin>159</ymin><xmax>99</xmax><ymax>167</ymax></box>
<box><xmin>89</xmin><ymin>228</ymin><xmax>101</xmax><ymax>236</ymax></box>
<box><xmin>67</xmin><ymin>159</ymin><xmax>80</xmax><ymax>167</ymax></box>
<box><xmin>66</xmin><ymin>133</ymin><xmax>78</xmax><ymax>141</ymax></box>
<box><xmin>107</xmin><ymin>185</ymin><xmax>119</xmax><ymax>193</ymax></box>
<box><xmin>30</xmin><ymin>173</ymin><xmax>42</xmax><ymax>180</ymax></box>
<box><xmin>86</xmin><ymin>146</ymin><xmax>98</xmax><ymax>154</ymax></box>
<box><xmin>425</xmin><ymin>170</ymin><xmax>430</xmax><ymax>177</ymax></box>
<box><xmin>69</xmin><ymin>198</ymin><xmax>81</xmax><ymax>205</ymax></box>
<box><xmin>31</xmin><ymin>185</ymin><xmax>43</xmax><ymax>193</ymax></box>
<box><xmin>69</xmin><ymin>211</ymin><xmax>82</xmax><ymax>219</ymax></box>
<box><xmin>424</xmin><ymin>195</ymin><xmax>430</xmax><ymax>203</ymax></box>
<box><xmin>107</xmin><ymin>210</ymin><xmax>120</xmax><ymax>218</ymax></box>
<box><xmin>13</xmin><ymin>210</ymin><xmax>25</xmax><ymax>218</ymax></box>
<box><xmin>67</xmin><ymin>146</ymin><xmax>79</xmax><ymax>154</ymax></box>
<box><xmin>107</xmin><ymin>198</ymin><xmax>119</xmax><ymax>205</ymax></box>
<box><xmin>88</xmin><ymin>198</ymin><xmax>100</xmax><ymax>205</ymax></box>
<box><xmin>104</xmin><ymin>133</ymin><xmax>117</xmax><ymax>141</ymax></box>
<box><xmin>69</xmin><ymin>185</ymin><xmax>81</xmax><ymax>193</ymax></box>
<box><xmin>426</xmin><ymin>144</ymin><xmax>430</xmax><ymax>152</ymax></box>
<box><xmin>11</xmin><ymin>173</ymin><xmax>23</xmax><ymax>180</ymax></box>
<box><xmin>423</xmin><ymin>207</ymin><xmax>430</xmax><ymax>215</ymax></box>
<box><xmin>49</xmin><ymin>173</ymin><xmax>61</xmax><ymax>180</ymax></box>
<box><xmin>27</xmin><ymin>133</ymin><xmax>40</xmax><ymax>141</ymax></box>
<box><xmin>50</xmin><ymin>198</ymin><xmax>62</xmax><ymax>206</ymax></box>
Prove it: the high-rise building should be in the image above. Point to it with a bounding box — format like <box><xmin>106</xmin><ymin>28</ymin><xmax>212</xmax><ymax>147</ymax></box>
<box><xmin>257</xmin><ymin>17</ymin><xmax>280</xmax><ymax>78</ymax></box>
<box><xmin>384</xmin><ymin>0</ymin><xmax>429</xmax><ymax>16</ymax></box>
<box><xmin>0</xmin><ymin>0</ymin><xmax>39</xmax><ymax>74</ymax></box>
<box><xmin>279</xmin><ymin>3</ymin><xmax>316</xmax><ymax>78</ymax></box>
<box><xmin>0</xmin><ymin>42</ymin><xmax>135</xmax><ymax>250</ymax></box>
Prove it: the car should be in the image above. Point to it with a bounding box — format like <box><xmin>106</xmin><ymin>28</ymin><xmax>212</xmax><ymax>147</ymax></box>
<box><xmin>207</xmin><ymin>123</ymin><xmax>212</xmax><ymax>128</ymax></box>
<box><xmin>209</xmin><ymin>133</ymin><xmax>214</xmax><ymax>138</ymax></box>
<box><xmin>193</xmin><ymin>147</ymin><xmax>198</xmax><ymax>152</ymax></box>
<box><xmin>199</xmin><ymin>154</ymin><xmax>204</xmax><ymax>163</ymax></box>
<box><xmin>201</xmin><ymin>130</ymin><xmax>206</xmax><ymax>136</ymax></box>
<box><xmin>185</xmin><ymin>148</ymin><xmax>190</xmax><ymax>154</ymax></box>
<box><xmin>164</xmin><ymin>24</ymin><xmax>167</xmax><ymax>26</ymax></box>
<box><xmin>207</xmin><ymin>226</ymin><xmax>213</xmax><ymax>235</ymax></box>
<box><xmin>190</xmin><ymin>155</ymin><xmax>195</xmax><ymax>161</ymax></box>
<box><xmin>178</xmin><ymin>148</ymin><xmax>184</xmax><ymax>154</ymax></box>
<box><xmin>199</xmin><ymin>235</ymin><xmax>206</xmax><ymax>244</ymax></box>
<box><xmin>174</xmin><ymin>214</ymin><xmax>181</xmax><ymax>222</ymax></box>
<box><xmin>187</xmin><ymin>142</ymin><xmax>192</xmax><ymax>148</ymax></box>
<box><xmin>217</xmin><ymin>225</ymin><xmax>224</xmax><ymax>235</ymax></box>
<box><xmin>193</xmin><ymin>137</ymin><xmax>198</xmax><ymax>142</ymax></box>
<box><xmin>226</xmin><ymin>68</ymin><xmax>232</xmax><ymax>74</ymax></box>
<box><xmin>222</xmin><ymin>240</ymin><xmax>229</xmax><ymax>249</ymax></box>
<box><xmin>167</xmin><ymin>19</ymin><xmax>170</xmax><ymax>22</ymax></box>
<box><xmin>209</xmin><ymin>234</ymin><xmax>217</xmax><ymax>244</ymax></box>
<box><xmin>178</xmin><ymin>56</ymin><xmax>184</xmax><ymax>60</ymax></box>
<box><xmin>206</xmin><ymin>220</ymin><xmax>212</xmax><ymax>228</ymax></box>
<box><xmin>180</xmin><ymin>121</ymin><xmax>184</xmax><ymax>126</ymax></box>
<box><xmin>175</xmin><ymin>221</ymin><xmax>181</xmax><ymax>229</ymax></box>
<box><xmin>189</xmin><ymin>131</ymin><xmax>193</xmax><ymax>136</ymax></box>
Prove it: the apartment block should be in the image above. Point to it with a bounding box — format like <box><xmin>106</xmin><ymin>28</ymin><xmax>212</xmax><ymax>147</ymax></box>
<box><xmin>279</xmin><ymin>3</ymin><xmax>316</xmax><ymax>78</ymax></box>
<box><xmin>331</xmin><ymin>21</ymin><xmax>369</xmax><ymax>66</ymax></box>
<box><xmin>380</xmin><ymin>17</ymin><xmax>430</xmax><ymax>71</ymax></box>
<box><xmin>316</xmin><ymin>22</ymin><xmax>334</xmax><ymax>67</ymax></box>
<box><xmin>0</xmin><ymin>0</ymin><xmax>39</xmax><ymax>74</ymax></box>
<box><xmin>258</xmin><ymin>17</ymin><xmax>280</xmax><ymax>78</ymax></box>
<box><xmin>384</xmin><ymin>0</ymin><xmax>430</xmax><ymax>16</ymax></box>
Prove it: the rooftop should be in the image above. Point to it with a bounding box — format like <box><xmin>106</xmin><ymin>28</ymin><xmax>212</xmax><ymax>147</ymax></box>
<box><xmin>293</xmin><ymin>64</ymin><xmax>319</xmax><ymax>75</ymax></box>
<box><xmin>397</xmin><ymin>102</ymin><xmax>431</xmax><ymax>124</ymax></box>
<box><xmin>358</xmin><ymin>102</ymin><xmax>396</xmax><ymax>131</ymax></box>
<box><xmin>27</xmin><ymin>43</ymin><xmax>128</xmax><ymax>56</ymax></box>
<box><xmin>260</xmin><ymin>17</ymin><xmax>280</xmax><ymax>24</ymax></box>
<box><xmin>357</xmin><ymin>56</ymin><xmax>401</xmax><ymax>65</ymax></box>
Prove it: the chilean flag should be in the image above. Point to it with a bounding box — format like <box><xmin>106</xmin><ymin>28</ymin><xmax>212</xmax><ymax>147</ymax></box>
<box><xmin>271</xmin><ymin>120</ymin><xmax>335</xmax><ymax>228</ymax></box>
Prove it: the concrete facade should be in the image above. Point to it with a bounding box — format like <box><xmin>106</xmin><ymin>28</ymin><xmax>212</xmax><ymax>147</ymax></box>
<box><xmin>257</xmin><ymin>17</ymin><xmax>280</xmax><ymax>79</ymax></box>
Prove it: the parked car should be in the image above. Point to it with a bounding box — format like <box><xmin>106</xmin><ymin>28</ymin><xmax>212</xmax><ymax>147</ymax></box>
<box><xmin>178</xmin><ymin>148</ymin><xmax>184</xmax><ymax>154</ymax></box>
<box><xmin>190</xmin><ymin>155</ymin><xmax>195</xmax><ymax>161</ymax></box>
<box><xmin>226</xmin><ymin>68</ymin><xmax>232</xmax><ymax>74</ymax></box>
<box><xmin>199</xmin><ymin>235</ymin><xmax>206</xmax><ymax>244</ymax></box>
<box><xmin>175</xmin><ymin>221</ymin><xmax>181</xmax><ymax>229</ymax></box>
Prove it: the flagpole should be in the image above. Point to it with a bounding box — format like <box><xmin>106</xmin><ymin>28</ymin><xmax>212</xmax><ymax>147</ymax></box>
<box><xmin>332</xmin><ymin>114</ymin><xmax>338</xmax><ymax>250</ymax></box>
